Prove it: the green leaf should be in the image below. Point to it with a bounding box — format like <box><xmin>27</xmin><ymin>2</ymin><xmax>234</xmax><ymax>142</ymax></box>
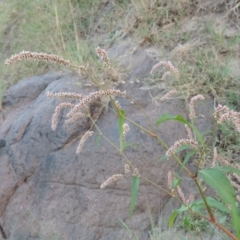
<box><xmin>158</xmin><ymin>154</ymin><xmax>169</xmax><ymax>162</ymax></box>
<box><xmin>201</xmin><ymin>168</ymin><xmax>240</xmax><ymax>238</ymax></box>
<box><xmin>118</xmin><ymin>110</ymin><xmax>126</xmax><ymax>152</ymax></box>
<box><xmin>219</xmin><ymin>215</ymin><xmax>226</xmax><ymax>224</ymax></box>
<box><xmin>168</xmin><ymin>205</ymin><xmax>188</xmax><ymax>228</ymax></box>
<box><xmin>129</xmin><ymin>176</ymin><xmax>140</xmax><ymax>218</ymax></box>
<box><xmin>199</xmin><ymin>168</ymin><xmax>236</xmax><ymax>205</ymax></box>
<box><xmin>122</xmin><ymin>141</ymin><xmax>132</xmax><ymax>150</ymax></box>
<box><xmin>191</xmin><ymin>197</ymin><xmax>230</xmax><ymax>214</ymax></box>
<box><xmin>168</xmin><ymin>210</ymin><xmax>179</xmax><ymax>228</ymax></box>
<box><xmin>155</xmin><ymin>114</ymin><xmax>204</xmax><ymax>144</ymax></box>
<box><xmin>231</xmin><ymin>205</ymin><xmax>240</xmax><ymax>239</ymax></box>
<box><xmin>216</xmin><ymin>166</ymin><xmax>240</xmax><ymax>176</ymax></box>
<box><xmin>172</xmin><ymin>178</ymin><xmax>181</xmax><ymax>189</ymax></box>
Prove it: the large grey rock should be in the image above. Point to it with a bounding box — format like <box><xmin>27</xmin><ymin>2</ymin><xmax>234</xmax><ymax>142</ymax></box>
<box><xmin>0</xmin><ymin>71</ymin><xmax>195</xmax><ymax>240</ymax></box>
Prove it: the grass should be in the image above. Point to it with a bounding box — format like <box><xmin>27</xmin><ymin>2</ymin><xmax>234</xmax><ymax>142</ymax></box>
<box><xmin>1</xmin><ymin>0</ymin><xmax>240</xmax><ymax>239</ymax></box>
<box><xmin>0</xmin><ymin>0</ymin><xmax>128</xmax><ymax>91</ymax></box>
<box><xmin>1</xmin><ymin>0</ymin><xmax>240</xmax><ymax>105</ymax></box>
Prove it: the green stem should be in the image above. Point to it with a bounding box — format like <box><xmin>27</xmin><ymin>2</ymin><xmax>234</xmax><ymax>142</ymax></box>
<box><xmin>194</xmin><ymin>178</ymin><xmax>215</xmax><ymax>223</ymax></box>
<box><xmin>191</xmin><ymin>210</ymin><xmax>237</xmax><ymax>240</ymax></box>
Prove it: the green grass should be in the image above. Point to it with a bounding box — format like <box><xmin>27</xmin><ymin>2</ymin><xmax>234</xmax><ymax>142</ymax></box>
<box><xmin>0</xmin><ymin>0</ymin><xmax>128</xmax><ymax>90</ymax></box>
<box><xmin>1</xmin><ymin>0</ymin><xmax>240</xmax><ymax>107</ymax></box>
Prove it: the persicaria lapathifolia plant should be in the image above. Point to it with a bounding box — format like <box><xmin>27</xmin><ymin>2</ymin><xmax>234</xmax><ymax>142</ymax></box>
<box><xmin>5</xmin><ymin>49</ymin><xmax>240</xmax><ymax>240</ymax></box>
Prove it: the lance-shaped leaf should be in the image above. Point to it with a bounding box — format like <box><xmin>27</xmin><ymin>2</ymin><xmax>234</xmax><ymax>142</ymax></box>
<box><xmin>231</xmin><ymin>205</ymin><xmax>240</xmax><ymax>239</ymax></box>
<box><xmin>156</xmin><ymin>114</ymin><xmax>203</xmax><ymax>144</ymax></box>
<box><xmin>216</xmin><ymin>166</ymin><xmax>240</xmax><ymax>176</ymax></box>
<box><xmin>191</xmin><ymin>197</ymin><xmax>230</xmax><ymax>214</ymax></box>
<box><xmin>168</xmin><ymin>205</ymin><xmax>188</xmax><ymax>228</ymax></box>
<box><xmin>199</xmin><ymin>168</ymin><xmax>235</xmax><ymax>206</ymax></box>
<box><xmin>129</xmin><ymin>176</ymin><xmax>140</xmax><ymax>218</ymax></box>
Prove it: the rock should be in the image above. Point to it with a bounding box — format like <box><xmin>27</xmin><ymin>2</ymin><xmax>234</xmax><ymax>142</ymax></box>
<box><xmin>0</xmin><ymin>71</ymin><xmax>208</xmax><ymax>240</ymax></box>
<box><xmin>0</xmin><ymin>140</ymin><xmax>6</xmax><ymax>148</ymax></box>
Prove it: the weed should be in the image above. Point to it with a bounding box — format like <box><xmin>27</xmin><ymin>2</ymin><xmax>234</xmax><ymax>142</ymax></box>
<box><xmin>2</xmin><ymin>1</ymin><xmax>240</xmax><ymax>239</ymax></box>
<box><xmin>5</xmin><ymin>47</ymin><xmax>240</xmax><ymax>240</ymax></box>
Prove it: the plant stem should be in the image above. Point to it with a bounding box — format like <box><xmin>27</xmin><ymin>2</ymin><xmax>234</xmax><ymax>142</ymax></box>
<box><xmin>191</xmin><ymin>210</ymin><xmax>237</xmax><ymax>240</ymax></box>
<box><xmin>214</xmin><ymin>222</ymin><xmax>237</xmax><ymax>240</ymax></box>
<box><xmin>193</xmin><ymin>178</ymin><xmax>216</xmax><ymax>222</ymax></box>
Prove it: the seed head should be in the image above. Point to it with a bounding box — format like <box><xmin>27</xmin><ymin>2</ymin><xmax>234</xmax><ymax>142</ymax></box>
<box><xmin>212</xmin><ymin>147</ymin><xmax>218</xmax><ymax>168</ymax></box>
<box><xmin>185</xmin><ymin>124</ymin><xmax>193</xmax><ymax>139</ymax></box>
<box><xmin>160</xmin><ymin>90</ymin><xmax>178</xmax><ymax>101</ymax></box>
<box><xmin>47</xmin><ymin>91</ymin><xmax>84</xmax><ymax>100</ymax></box>
<box><xmin>166</xmin><ymin>139</ymin><xmax>198</xmax><ymax>156</ymax></box>
<box><xmin>76</xmin><ymin>131</ymin><xmax>94</xmax><ymax>154</ymax></box>
<box><xmin>67</xmin><ymin>89</ymin><xmax>126</xmax><ymax>118</ymax></box>
<box><xmin>125</xmin><ymin>164</ymin><xmax>130</xmax><ymax>174</ymax></box>
<box><xmin>177</xmin><ymin>186</ymin><xmax>186</xmax><ymax>204</ymax></box>
<box><xmin>132</xmin><ymin>168</ymin><xmax>139</xmax><ymax>177</ymax></box>
<box><xmin>214</xmin><ymin>104</ymin><xmax>240</xmax><ymax>133</ymax></box>
<box><xmin>189</xmin><ymin>94</ymin><xmax>205</xmax><ymax>120</ymax></box>
<box><xmin>100</xmin><ymin>174</ymin><xmax>123</xmax><ymax>189</ymax></box>
<box><xmin>167</xmin><ymin>171</ymin><xmax>173</xmax><ymax>190</ymax></box>
<box><xmin>5</xmin><ymin>51</ymin><xmax>70</xmax><ymax>66</ymax></box>
<box><xmin>95</xmin><ymin>46</ymin><xmax>110</xmax><ymax>69</ymax></box>
<box><xmin>150</xmin><ymin>61</ymin><xmax>179</xmax><ymax>78</ymax></box>
<box><xmin>52</xmin><ymin>102</ymin><xmax>74</xmax><ymax>131</ymax></box>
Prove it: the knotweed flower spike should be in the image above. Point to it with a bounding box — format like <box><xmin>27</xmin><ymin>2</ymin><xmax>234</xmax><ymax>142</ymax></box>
<box><xmin>67</xmin><ymin>89</ymin><xmax>126</xmax><ymax>118</ymax></box>
<box><xmin>214</xmin><ymin>104</ymin><xmax>240</xmax><ymax>133</ymax></box>
<box><xmin>76</xmin><ymin>131</ymin><xmax>94</xmax><ymax>154</ymax></box>
<box><xmin>95</xmin><ymin>46</ymin><xmax>110</xmax><ymax>69</ymax></box>
<box><xmin>161</xmin><ymin>71</ymin><xmax>171</xmax><ymax>80</ymax></box>
<box><xmin>189</xmin><ymin>94</ymin><xmax>204</xmax><ymax>120</ymax></box>
<box><xmin>132</xmin><ymin>168</ymin><xmax>139</xmax><ymax>177</ymax></box>
<box><xmin>166</xmin><ymin>139</ymin><xmax>198</xmax><ymax>156</ymax></box>
<box><xmin>185</xmin><ymin>124</ymin><xmax>193</xmax><ymax>139</ymax></box>
<box><xmin>47</xmin><ymin>91</ymin><xmax>84</xmax><ymax>100</ymax></box>
<box><xmin>5</xmin><ymin>51</ymin><xmax>70</xmax><ymax>66</ymax></box>
<box><xmin>160</xmin><ymin>90</ymin><xmax>178</xmax><ymax>101</ymax></box>
<box><xmin>123</xmin><ymin>123</ymin><xmax>130</xmax><ymax>140</ymax></box>
<box><xmin>52</xmin><ymin>103</ymin><xmax>74</xmax><ymax>131</ymax></box>
<box><xmin>124</xmin><ymin>164</ymin><xmax>130</xmax><ymax>174</ymax></box>
<box><xmin>150</xmin><ymin>61</ymin><xmax>179</xmax><ymax>78</ymax></box>
<box><xmin>212</xmin><ymin>147</ymin><xmax>218</xmax><ymax>168</ymax></box>
<box><xmin>100</xmin><ymin>174</ymin><xmax>123</xmax><ymax>189</ymax></box>
<box><xmin>114</xmin><ymin>100</ymin><xmax>121</xmax><ymax>110</ymax></box>
<box><xmin>177</xmin><ymin>185</ymin><xmax>187</xmax><ymax>204</ymax></box>
<box><xmin>213</xmin><ymin>104</ymin><xmax>231</xmax><ymax>124</ymax></box>
<box><xmin>65</xmin><ymin>112</ymin><xmax>86</xmax><ymax>124</ymax></box>
<box><xmin>167</xmin><ymin>171</ymin><xmax>173</xmax><ymax>190</ymax></box>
